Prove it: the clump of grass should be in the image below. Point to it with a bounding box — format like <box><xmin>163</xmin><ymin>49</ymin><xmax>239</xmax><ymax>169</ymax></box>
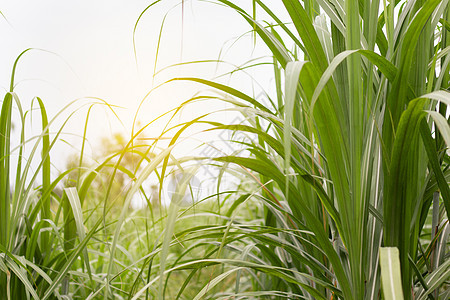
<box><xmin>0</xmin><ymin>49</ymin><xmax>179</xmax><ymax>298</ymax></box>
<box><xmin>0</xmin><ymin>49</ymin><xmax>119</xmax><ymax>298</ymax></box>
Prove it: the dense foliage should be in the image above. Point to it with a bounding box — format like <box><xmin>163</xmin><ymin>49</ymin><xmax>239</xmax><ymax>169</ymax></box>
<box><xmin>0</xmin><ymin>0</ymin><xmax>449</xmax><ymax>299</ymax></box>
<box><xmin>158</xmin><ymin>0</ymin><xmax>450</xmax><ymax>299</ymax></box>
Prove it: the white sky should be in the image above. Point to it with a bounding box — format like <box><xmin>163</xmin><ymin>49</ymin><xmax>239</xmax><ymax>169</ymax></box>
<box><xmin>1</xmin><ymin>1</ymin><xmax>289</xmax><ymax>167</ymax></box>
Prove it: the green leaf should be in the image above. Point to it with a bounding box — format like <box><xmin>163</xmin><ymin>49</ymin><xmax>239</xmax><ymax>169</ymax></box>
<box><xmin>416</xmin><ymin>258</ymin><xmax>450</xmax><ymax>300</ymax></box>
<box><xmin>4</xmin><ymin>258</ymin><xmax>40</xmax><ymax>300</ymax></box>
<box><xmin>380</xmin><ymin>247</ymin><xmax>404</xmax><ymax>300</ymax></box>
<box><xmin>64</xmin><ymin>188</ymin><xmax>92</xmax><ymax>281</ymax></box>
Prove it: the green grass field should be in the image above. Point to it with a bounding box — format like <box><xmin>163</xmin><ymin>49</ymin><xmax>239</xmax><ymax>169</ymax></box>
<box><xmin>1</xmin><ymin>0</ymin><xmax>449</xmax><ymax>299</ymax></box>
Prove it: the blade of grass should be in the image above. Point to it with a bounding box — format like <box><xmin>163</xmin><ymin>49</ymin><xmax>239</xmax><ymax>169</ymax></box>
<box><xmin>380</xmin><ymin>247</ymin><xmax>404</xmax><ymax>300</ymax></box>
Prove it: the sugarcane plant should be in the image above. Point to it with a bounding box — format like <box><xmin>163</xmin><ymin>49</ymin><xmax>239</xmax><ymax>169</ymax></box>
<box><xmin>147</xmin><ymin>0</ymin><xmax>450</xmax><ymax>299</ymax></box>
<box><xmin>0</xmin><ymin>49</ymin><xmax>171</xmax><ymax>298</ymax></box>
<box><xmin>0</xmin><ymin>49</ymin><xmax>114</xmax><ymax>299</ymax></box>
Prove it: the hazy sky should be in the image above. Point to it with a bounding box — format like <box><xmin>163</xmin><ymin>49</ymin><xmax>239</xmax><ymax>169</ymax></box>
<box><xmin>1</xmin><ymin>0</ymin><xmax>287</xmax><ymax>170</ymax></box>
